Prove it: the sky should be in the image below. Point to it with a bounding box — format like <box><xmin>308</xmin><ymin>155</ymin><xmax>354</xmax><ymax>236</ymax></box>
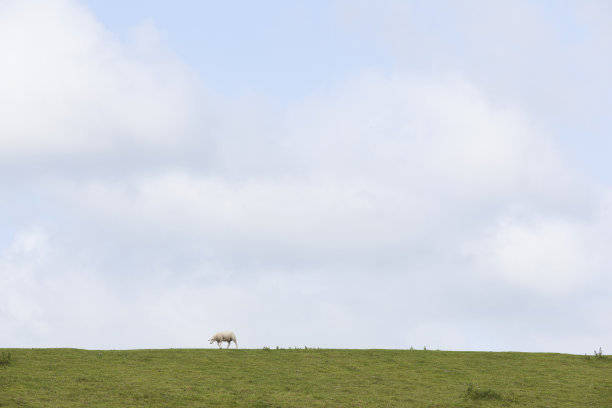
<box><xmin>1</xmin><ymin>0</ymin><xmax>611</xmax><ymax>352</ymax></box>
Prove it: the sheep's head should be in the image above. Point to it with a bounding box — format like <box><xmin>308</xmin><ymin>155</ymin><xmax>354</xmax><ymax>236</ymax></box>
<box><xmin>208</xmin><ymin>337</ymin><xmax>214</xmax><ymax>344</ymax></box>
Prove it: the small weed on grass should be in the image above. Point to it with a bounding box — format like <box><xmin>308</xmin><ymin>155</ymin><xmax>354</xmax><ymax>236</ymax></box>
<box><xmin>584</xmin><ymin>347</ymin><xmax>606</xmax><ymax>361</ymax></box>
<box><xmin>465</xmin><ymin>383</ymin><xmax>503</xmax><ymax>401</ymax></box>
<box><xmin>0</xmin><ymin>352</ymin><xmax>12</xmax><ymax>367</ymax></box>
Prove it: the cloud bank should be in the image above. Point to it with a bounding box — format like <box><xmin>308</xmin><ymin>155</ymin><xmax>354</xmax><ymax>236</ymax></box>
<box><xmin>1</xmin><ymin>0</ymin><xmax>610</xmax><ymax>352</ymax></box>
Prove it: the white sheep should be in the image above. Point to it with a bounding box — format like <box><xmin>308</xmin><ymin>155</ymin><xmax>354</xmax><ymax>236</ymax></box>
<box><xmin>209</xmin><ymin>331</ymin><xmax>238</xmax><ymax>349</ymax></box>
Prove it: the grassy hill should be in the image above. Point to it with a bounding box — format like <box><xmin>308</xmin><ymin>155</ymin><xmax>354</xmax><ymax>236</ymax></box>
<box><xmin>0</xmin><ymin>348</ymin><xmax>609</xmax><ymax>407</ymax></box>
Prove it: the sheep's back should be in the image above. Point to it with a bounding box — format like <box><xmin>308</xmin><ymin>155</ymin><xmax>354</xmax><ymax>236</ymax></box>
<box><xmin>213</xmin><ymin>331</ymin><xmax>235</xmax><ymax>341</ymax></box>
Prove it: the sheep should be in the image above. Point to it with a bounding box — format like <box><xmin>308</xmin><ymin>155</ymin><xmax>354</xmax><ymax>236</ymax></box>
<box><xmin>209</xmin><ymin>331</ymin><xmax>238</xmax><ymax>349</ymax></box>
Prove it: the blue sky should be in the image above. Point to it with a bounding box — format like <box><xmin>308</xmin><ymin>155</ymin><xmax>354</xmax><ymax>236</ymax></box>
<box><xmin>84</xmin><ymin>0</ymin><xmax>393</xmax><ymax>100</ymax></box>
<box><xmin>1</xmin><ymin>0</ymin><xmax>610</xmax><ymax>352</ymax></box>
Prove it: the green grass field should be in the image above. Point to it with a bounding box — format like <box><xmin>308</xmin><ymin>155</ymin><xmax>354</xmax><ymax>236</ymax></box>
<box><xmin>0</xmin><ymin>348</ymin><xmax>609</xmax><ymax>407</ymax></box>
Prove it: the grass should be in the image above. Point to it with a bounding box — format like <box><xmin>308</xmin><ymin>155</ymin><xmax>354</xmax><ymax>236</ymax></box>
<box><xmin>0</xmin><ymin>348</ymin><xmax>609</xmax><ymax>407</ymax></box>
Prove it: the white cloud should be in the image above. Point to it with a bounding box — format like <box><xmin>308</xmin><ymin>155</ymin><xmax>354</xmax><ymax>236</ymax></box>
<box><xmin>336</xmin><ymin>1</ymin><xmax>612</xmax><ymax>176</ymax></box>
<box><xmin>464</xmin><ymin>216</ymin><xmax>606</xmax><ymax>293</ymax></box>
<box><xmin>47</xmin><ymin>74</ymin><xmax>585</xmax><ymax>269</ymax></box>
<box><xmin>0</xmin><ymin>0</ymin><xmax>200</xmax><ymax>158</ymax></box>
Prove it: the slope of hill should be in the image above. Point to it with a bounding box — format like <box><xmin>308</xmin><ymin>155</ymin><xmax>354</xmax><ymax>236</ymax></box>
<box><xmin>0</xmin><ymin>348</ymin><xmax>609</xmax><ymax>407</ymax></box>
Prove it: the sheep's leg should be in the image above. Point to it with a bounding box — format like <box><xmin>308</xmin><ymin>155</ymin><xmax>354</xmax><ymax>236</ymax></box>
<box><xmin>226</xmin><ymin>341</ymin><xmax>230</xmax><ymax>349</ymax></box>
<box><xmin>217</xmin><ymin>341</ymin><xmax>222</xmax><ymax>349</ymax></box>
